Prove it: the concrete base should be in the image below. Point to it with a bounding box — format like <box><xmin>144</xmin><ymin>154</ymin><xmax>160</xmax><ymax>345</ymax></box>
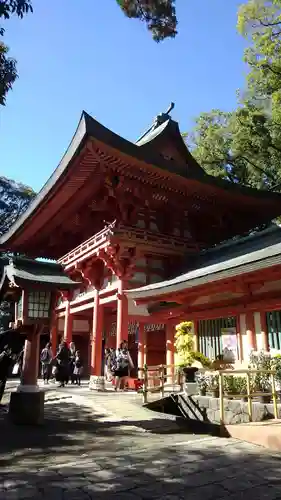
<box><xmin>89</xmin><ymin>375</ymin><xmax>105</xmax><ymax>391</ymax></box>
<box><xmin>225</xmin><ymin>420</ymin><xmax>281</xmax><ymax>451</ymax></box>
<box><xmin>9</xmin><ymin>390</ymin><xmax>45</xmax><ymax>425</ymax></box>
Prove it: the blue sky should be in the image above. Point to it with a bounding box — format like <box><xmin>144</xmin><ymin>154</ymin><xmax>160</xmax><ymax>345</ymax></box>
<box><xmin>1</xmin><ymin>0</ymin><xmax>247</xmax><ymax>192</ymax></box>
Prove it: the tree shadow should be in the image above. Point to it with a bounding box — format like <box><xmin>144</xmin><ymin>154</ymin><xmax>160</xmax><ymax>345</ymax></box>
<box><xmin>0</xmin><ymin>400</ymin><xmax>281</xmax><ymax>499</ymax></box>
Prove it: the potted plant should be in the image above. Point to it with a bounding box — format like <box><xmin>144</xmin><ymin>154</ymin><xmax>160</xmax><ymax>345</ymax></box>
<box><xmin>249</xmin><ymin>350</ymin><xmax>272</xmax><ymax>404</ymax></box>
<box><xmin>174</xmin><ymin>322</ymin><xmax>211</xmax><ymax>383</ymax></box>
<box><xmin>175</xmin><ymin>321</ymin><xmax>198</xmax><ymax>382</ymax></box>
<box><xmin>208</xmin><ymin>373</ymin><xmax>219</xmax><ymax>398</ymax></box>
<box><xmin>196</xmin><ymin>373</ymin><xmax>208</xmax><ymax>396</ymax></box>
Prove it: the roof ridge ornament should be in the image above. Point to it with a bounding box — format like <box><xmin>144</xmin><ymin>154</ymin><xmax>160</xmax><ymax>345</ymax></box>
<box><xmin>137</xmin><ymin>102</ymin><xmax>175</xmax><ymax>143</ymax></box>
<box><xmin>153</xmin><ymin>101</ymin><xmax>175</xmax><ymax>129</ymax></box>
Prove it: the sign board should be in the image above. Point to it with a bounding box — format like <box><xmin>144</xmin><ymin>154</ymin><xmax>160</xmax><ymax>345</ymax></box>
<box><xmin>221</xmin><ymin>327</ymin><xmax>238</xmax><ymax>362</ymax></box>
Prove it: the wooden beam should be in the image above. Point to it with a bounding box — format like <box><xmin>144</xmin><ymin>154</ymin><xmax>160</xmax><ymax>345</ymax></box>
<box><xmin>143</xmin><ymin>290</ymin><xmax>281</xmax><ymax>323</ymax></box>
<box><xmin>134</xmin><ymin>265</ymin><xmax>281</xmax><ymax>307</ymax></box>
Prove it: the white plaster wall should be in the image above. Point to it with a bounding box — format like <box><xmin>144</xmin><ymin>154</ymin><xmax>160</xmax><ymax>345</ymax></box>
<box><xmin>58</xmin><ymin>318</ymin><xmax>64</xmax><ymax>332</ymax></box>
<box><xmin>73</xmin><ymin>319</ymin><xmax>89</xmax><ymax>333</ymax></box>
<box><xmin>254</xmin><ymin>311</ymin><xmax>263</xmax><ymax>351</ymax></box>
<box><xmin>128</xmin><ymin>299</ymin><xmax>150</xmax><ymax>317</ymax></box>
<box><xmin>58</xmin><ymin>318</ymin><xmax>89</xmax><ymax>334</ymax></box>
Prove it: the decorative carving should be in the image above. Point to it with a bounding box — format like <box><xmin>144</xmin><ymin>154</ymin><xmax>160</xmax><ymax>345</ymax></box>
<box><xmin>74</xmin><ymin>259</ymin><xmax>105</xmax><ymax>290</ymax></box>
<box><xmin>98</xmin><ymin>245</ymin><xmax>137</xmax><ymax>279</ymax></box>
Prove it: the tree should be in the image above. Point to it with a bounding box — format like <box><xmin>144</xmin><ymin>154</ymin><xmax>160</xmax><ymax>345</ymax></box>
<box><xmin>187</xmin><ymin>0</ymin><xmax>281</xmax><ymax>192</ymax></box>
<box><xmin>187</xmin><ymin>105</ymin><xmax>281</xmax><ymax>190</ymax></box>
<box><xmin>0</xmin><ymin>0</ymin><xmax>33</xmax><ymax>105</ymax></box>
<box><xmin>116</xmin><ymin>0</ymin><xmax>177</xmax><ymax>41</ymax></box>
<box><xmin>0</xmin><ymin>176</ymin><xmax>35</xmax><ymax>236</ymax></box>
<box><xmin>0</xmin><ymin>176</ymin><xmax>35</xmax><ymax>332</ymax></box>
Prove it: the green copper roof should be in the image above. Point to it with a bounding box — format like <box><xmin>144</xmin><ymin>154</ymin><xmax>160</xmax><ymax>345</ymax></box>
<box><xmin>0</xmin><ymin>256</ymin><xmax>78</xmax><ymax>290</ymax></box>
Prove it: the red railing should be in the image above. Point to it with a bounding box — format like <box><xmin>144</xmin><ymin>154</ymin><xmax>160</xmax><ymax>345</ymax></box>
<box><xmin>58</xmin><ymin>221</ymin><xmax>198</xmax><ymax>269</ymax></box>
<box><xmin>58</xmin><ymin>221</ymin><xmax>116</xmax><ymax>268</ymax></box>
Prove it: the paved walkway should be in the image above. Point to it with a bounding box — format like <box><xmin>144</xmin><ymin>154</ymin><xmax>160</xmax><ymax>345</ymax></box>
<box><xmin>1</xmin><ymin>384</ymin><xmax>281</xmax><ymax>499</ymax></box>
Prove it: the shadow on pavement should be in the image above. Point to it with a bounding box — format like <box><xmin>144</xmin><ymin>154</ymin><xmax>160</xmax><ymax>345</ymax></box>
<box><xmin>0</xmin><ymin>400</ymin><xmax>281</xmax><ymax>499</ymax></box>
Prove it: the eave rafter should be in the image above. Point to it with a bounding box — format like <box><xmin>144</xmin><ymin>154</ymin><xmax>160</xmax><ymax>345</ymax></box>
<box><xmin>133</xmin><ymin>266</ymin><xmax>281</xmax><ymax>312</ymax></box>
<box><xmin>88</xmin><ymin>140</ymin><xmax>230</xmax><ymax>211</ymax></box>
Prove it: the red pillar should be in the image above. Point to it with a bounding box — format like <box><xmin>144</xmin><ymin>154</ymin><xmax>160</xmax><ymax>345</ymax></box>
<box><xmin>236</xmin><ymin>315</ymin><xmax>244</xmax><ymax>361</ymax></box>
<box><xmin>116</xmin><ymin>280</ymin><xmax>128</xmax><ymax>349</ymax></box>
<box><xmin>260</xmin><ymin>312</ymin><xmax>269</xmax><ymax>351</ymax></box>
<box><xmin>138</xmin><ymin>323</ymin><xmax>145</xmax><ymax>374</ymax></box>
<box><xmin>166</xmin><ymin>323</ymin><xmax>175</xmax><ymax>383</ymax></box>
<box><xmin>63</xmin><ymin>301</ymin><xmax>73</xmax><ymax>345</ymax></box>
<box><xmin>50</xmin><ymin>316</ymin><xmax>58</xmax><ymax>357</ymax></box>
<box><xmin>246</xmin><ymin>311</ymin><xmax>256</xmax><ymax>351</ymax></box>
<box><xmin>91</xmin><ymin>289</ymin><xmax>103</xmax><ymax>376</ymax></box>
<box><xmin>21</xmin><ymin>328</ymin><xmax>40</xmax><ymax>388</ymax></box>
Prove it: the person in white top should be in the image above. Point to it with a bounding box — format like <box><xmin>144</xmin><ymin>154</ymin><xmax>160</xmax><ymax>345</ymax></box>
<box><xmin>114</xmin><ymin>340</ymin><xmax>134</xmax><ymax>391</ymax></box>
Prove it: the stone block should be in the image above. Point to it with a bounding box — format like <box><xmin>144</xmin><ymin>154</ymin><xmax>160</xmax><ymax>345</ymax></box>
<box><xmin>89</xmin><ymin>375</ymin><xmax>105</xmax><ymax>391</ymax></box>
<box><xmin>178</xmin><ymin>393</ymin><xmax>281</xmax><ymax>426</ymax></box>
<box><xmin>209</xmin><ymin>397</ymin><xmax>220</xmax><ymax>410</ymax></box>
<box><xmin>9</xmin><ymin>390</ymin><xmax>45</xmax><ymax>425</ymax></box>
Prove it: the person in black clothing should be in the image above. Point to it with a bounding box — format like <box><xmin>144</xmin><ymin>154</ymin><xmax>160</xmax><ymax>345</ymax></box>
<box><xmin>0</xmin><ymin>345</ymin><xmax>14</xmax><ymax>403</ymax></box>
<box><xmin>73</xmin><ymin>350</ymin><xmax>83</xmax><ymax>386</ymax></box>
<box><xmin>55</xmin><ymin>341</ymin><xmax>70</xmax><ymax>387</ymax></box>
<box><xmin>40</xmin><ymin>342</ymin><xmax>53</xmax><ymax>384</ymax></box>
<box><xmin>69</xmin><ymin>342</ymin><xmax>76</xmax><ymax>384</ymax></box>
<box><xmin>17</xmin><ymin>348</ymin><xmax>24</xmax><ymax>381</ymax></box>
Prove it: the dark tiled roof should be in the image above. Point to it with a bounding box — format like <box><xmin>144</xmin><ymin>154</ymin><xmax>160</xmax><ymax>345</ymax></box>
<box><xmin>2</xmin><ymin>111</ymin><xmax>281</xmax><ymax>249</ymax></box>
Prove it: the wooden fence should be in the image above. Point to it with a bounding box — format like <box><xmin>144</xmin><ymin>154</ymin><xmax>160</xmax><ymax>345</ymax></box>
<box><xmin>139</xmin><ymin>364</ymin><xmax>279</xmax><ymax>424</ymax></box>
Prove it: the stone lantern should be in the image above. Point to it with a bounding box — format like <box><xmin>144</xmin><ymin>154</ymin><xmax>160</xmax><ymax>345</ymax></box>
<box><xmin>0</xmin><ymin>257</ymin><xmax>78</xmax><ymax>424</ymax></box>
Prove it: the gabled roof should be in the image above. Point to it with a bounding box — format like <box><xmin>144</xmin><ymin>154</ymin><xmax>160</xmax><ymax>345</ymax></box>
<box><xmin>2</xmin><ymin>109</ymin><xmax>281</xmax><ymax>256</ymax></box>
<box><xmin>136</xmin><ymin>111</ymin><xmax>205</xmax><ymax>176</ymax></box>
<box><xmin>125</xmin><ymin>225</ymin><xmax>281</xmax><ymax>301</ymax></box>
<box><xmin>0</xmin><ymin>257</ymin><xmax>78</xmax><ymax>296</ymax></box>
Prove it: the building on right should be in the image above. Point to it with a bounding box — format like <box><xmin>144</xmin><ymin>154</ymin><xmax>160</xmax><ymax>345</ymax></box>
<box><xmin>125</xmin><ymin>224</ymin><xmax>281</xmax><ymax>366</ymax></box>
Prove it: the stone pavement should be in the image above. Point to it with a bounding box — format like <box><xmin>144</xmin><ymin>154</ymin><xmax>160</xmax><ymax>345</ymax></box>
<box><xmin>1</xmin><ymin>384</ymin><xmax>281</xmax><ymax>499</ymax></box>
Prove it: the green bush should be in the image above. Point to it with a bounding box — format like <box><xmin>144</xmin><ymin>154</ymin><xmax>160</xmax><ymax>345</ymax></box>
<box><xmin>224</xmin><ymin>375</ymin><xmax>247</xmax><ymax>395</ymax></box>
<box><xmin>189</xmin><ymin>351</ymin><xmax>212</xmax><ymax>368</ymax></box>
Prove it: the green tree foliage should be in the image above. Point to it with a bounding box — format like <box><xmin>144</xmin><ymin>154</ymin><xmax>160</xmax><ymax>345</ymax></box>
<box><xmin>0</xmin><ymin>177</ymin><xmax>35</xmax><ymax>236</ymax></box>
<box><xmin>0</xmin><ymin>0</ymin><xmax>33</xmax><ymax>105</ymax></box>
<box><xmin>116</xmin><ymin>0</ymin><xmax>177</xmax><ymax>41</ymax></box>
<box><xmin>0</xmin><ymin>177</ymin><xmax>35</xmax><ymax>332</ymax></box>
<box><xmin>187</xmin><ymin>0</ymin><xmax>281</xmax><ymax>192</ymax></box>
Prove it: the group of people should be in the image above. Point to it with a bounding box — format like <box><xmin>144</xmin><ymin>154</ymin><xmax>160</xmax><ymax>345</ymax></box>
<box><xmin>40</xmin><ymin>340</ymin><xmax>83</xmax><ymax>387</ymax></box>
<box><xmin>104</xmin><ymin>340</ymin><xmax>134</xmax><ymax>391</ymax></box>
<box><xmin>0</xmin><ymin>338</ymin><xmax>133</xmax><ymax>404</ymax></box>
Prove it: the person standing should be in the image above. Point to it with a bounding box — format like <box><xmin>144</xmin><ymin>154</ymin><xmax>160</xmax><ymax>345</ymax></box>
<box><xmin>73</xmin><ymin>350</ymin><xmax>83</xmax><ymax>386</ymax></box>
<box><xmin>40</xmin><ymin>342</ymin><xmax>52</xmax><ymax>384</ymax></box>
<box><xmin>0</xmin><ymin>345</ymin><xmax>13</xmax><ymax>403</ymax></box>
<box><xmin>69</xmin><ymin>342</ymin><xmax>76</xmax><ymax>384</ymax></box>
<box><xmin>17</xmin><ymin>348</ymin><xmax>24</xmax><ymax>381</ymax></box>
<box><xmin>104</xmin><ymin>348</ymin><xmax>113</xmax><ymax>382</ymax></box>
<box><xmin>114</xmin><ymin>341</ymin><xmax>134</xmax><ymax>391</ymax></box>
<box><xmin>55</xmin><ymin>341</ymin><xmax>70</xmax><ymax>387</ymax></box>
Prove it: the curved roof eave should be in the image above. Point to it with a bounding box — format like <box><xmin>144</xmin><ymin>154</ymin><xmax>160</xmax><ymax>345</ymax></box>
<box><xmin>2</xmin><ymin>111</ymin><xmax>281</xmax><ymax>247</ymax></box>
<box><xmin>136</xmin><ymin>118</ymin><xmax>205</xmax><ymax>174</ymax></box>
<box><xmin>0</xmin><ymin>111</ymin><xmax>89</xmax><ymax>246</ymax></box>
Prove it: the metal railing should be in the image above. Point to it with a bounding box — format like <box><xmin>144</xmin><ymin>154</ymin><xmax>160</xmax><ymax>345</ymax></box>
<box><xmin>139</xmin><ymin>364</ymin><xmax>279</xmax><ymax>424</ymax></box>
